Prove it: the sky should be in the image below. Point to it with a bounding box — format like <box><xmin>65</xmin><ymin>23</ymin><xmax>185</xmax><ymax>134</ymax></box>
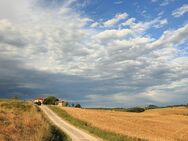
<box><xmin>0</xmin><ymin>0</ymin><xmax>188</xmax><ymax>107</ymax></box>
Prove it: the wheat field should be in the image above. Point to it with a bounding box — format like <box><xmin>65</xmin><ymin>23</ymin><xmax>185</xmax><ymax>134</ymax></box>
<box><xmin>61</xmin><ymin>106</ymin><xmax>188</xmax><ymax>141</ymax></box>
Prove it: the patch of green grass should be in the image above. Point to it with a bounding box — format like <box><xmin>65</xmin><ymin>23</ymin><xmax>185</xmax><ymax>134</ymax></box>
<box><xmin>45</xmin><ymin>125</ymin><xmax>71</xmax><ymax>141</ymax></box>
<box><xmin>0</xmin><ymin>100</ymin><xmax>31</xmax><ymax>111</ymax></box>
<box><xmin>49</xmin><ymin>106</ymin><xmax>143</xmax><ymax>141</ymax></box>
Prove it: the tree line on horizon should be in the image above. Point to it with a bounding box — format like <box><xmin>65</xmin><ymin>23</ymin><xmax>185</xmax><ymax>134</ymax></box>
<box><xmin>34</xmin><ymin>96</ymin><xmax>82</xmax><ymax>108</ymax></box>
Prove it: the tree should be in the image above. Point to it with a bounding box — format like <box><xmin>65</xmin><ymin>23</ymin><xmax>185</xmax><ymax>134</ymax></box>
<box><xmin>145</xmin><ymin>105</ymin><xmax>158</xmax><ymax>109</ymax></box>
<box><xmin>43</xmin><ymin>96</ymin><xmax>59</xmax><ymax>105</ymax></box>
<box><xmin>34</xmin><ymin>101</ymin><xmax>41</xmax><ymax>106</ymax></box>
<box><xmin>64</xmin><ymin>102</ymin><xmax>69</xmax><ymax>107</ymax></box>
<box><xmin>127</xmin><ymin>107</ymin><xmax>145</xmax><ymax>113</ymax></box>
<box><xmin>75</xmin><ymin>104</ymin><xmax>82</xmax><ymax>108</ymax></box>
<box><xmin>71</xmin><ymin>103</ymin><xmax>75</xmax><ymax>107</ymax></box>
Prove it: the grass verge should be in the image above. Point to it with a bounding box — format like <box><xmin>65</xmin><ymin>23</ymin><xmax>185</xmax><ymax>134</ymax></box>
<box><xmin>35</xmin><ymin>105</ymin><xmax>71</xmax><ymax>141</ymax></box>
<box><xmin>48</xmin><ymin>106</ymin><xmax>143</xmax><ymax>141</ymax></box>
<box><xmin>0</xmin><ymin>99</ymin><xmax>71</xmax><ymax>141</ymax></box>
<box><xmin>44</xmin><ymin>122</ymin><xmax>71</xmax><ymax>141</ymax></box>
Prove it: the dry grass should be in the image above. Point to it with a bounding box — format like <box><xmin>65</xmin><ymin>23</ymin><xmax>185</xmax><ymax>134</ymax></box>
<box><xmin>0</xmin><ymin>99</ymin><xmax>50</xmax><ymax>141</ymax></box>
<box><xmin>61</xmin><ymin>106</ymin><xmax>188</xmax><ymax>141</ymax></box>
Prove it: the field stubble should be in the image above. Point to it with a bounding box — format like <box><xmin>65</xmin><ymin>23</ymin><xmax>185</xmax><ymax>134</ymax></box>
<box><xmin>61</xmin><ymin>106</ymin><xmax>188</xmax><ymax>141</ymax></box>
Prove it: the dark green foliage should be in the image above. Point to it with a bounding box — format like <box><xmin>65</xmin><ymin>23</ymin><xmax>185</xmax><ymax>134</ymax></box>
<box><xmin>75</xmin><ymin>104</ymin><xmax>81</xmax><ymax>108</ymax></box>
<box><xmin>64</xmin><ymin>102</ymin><xmax>69</xmax><ymax>107</ymax></box>
<box><xmin>43</xmin><ymin>96</ymin><xmax>59</xmax><ymax>105</ymax></box>
<box><xmin>127</xmin><ymin>107</ymin><xmax>145</xmax><ymax>113</ymax></box>
<box><xmin>45</xmin><ymin>126</ymin><xmax>70</xmax><ymax>141</ymax></box>
<box><xmin>186</xmin><ymin>104</ymin><xmax>188</xmax><ymax>108</ymax></box>
<box><xmin>71</xmin><ymin>103</ymin><xmax>75</xmax><ymax>107</ymax></box>
<box><xmin>85</xmin><ymin>108</ymin><xmax>128</xmax><ymax>112</ymax></box>
<box><xmin>163</xmin><ymin>104</ymin><xmax>188</xmax><ymax>108</ymax></box>
<box><xmin>34</xmin><ymin>101</ymin><xmax>42</xmax><ymax>106</ymax></box>
<box><xmin>145</xmin><ymin>105</ymin><xmax>158</xmax><ymax>110</ymax></box>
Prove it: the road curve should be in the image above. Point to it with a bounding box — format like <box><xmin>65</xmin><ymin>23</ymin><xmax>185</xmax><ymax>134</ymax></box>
<box><xmin>40</xmin><ymin>105</ymin><xmax>101</xmax><ymax>141</ymax></box>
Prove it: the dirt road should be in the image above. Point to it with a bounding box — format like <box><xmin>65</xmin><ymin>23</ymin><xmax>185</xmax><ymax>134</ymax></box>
<box><xmin>40</xmin><ymin>105</ymin><xmax>101</xmax><ymax>141</ymax></box>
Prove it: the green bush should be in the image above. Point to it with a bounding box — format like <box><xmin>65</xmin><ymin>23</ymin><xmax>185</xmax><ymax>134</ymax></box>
<box><xmin>127</xmin><ymin>107</ymin><xmax>145</xmax><ymax>113</ymax></box>
<box><xmin>145</xmin><ymin>105</ymin><xmax>158</xmax><ymax>110</ymax></box>
<box><xmin>43</xmin><ymin>96</ymin><xmax>59</xmax><ymax>105</ymax></box>
<box><xmin>64</xmin><ymin>102</ymin><xmax>69</xmax><ymax>107</ymax></box>
<box><xmin>75</xmin><ymin>104</ymin><xmax>82</xmax><ymax>108</ymax></box>
<box><xmin>185</xmin><ymin>104</ymin><xmax>188</xmax><ymax>108</ymax></box>
<box><xmin>45</xmin><ymin>126</ymin><xmax>70</xmax><ymax>141</ymax></box>
<box><xmin>34</xmin><ymin>101</ymin><xmax>42</xmax><ymax>106</ymax></box>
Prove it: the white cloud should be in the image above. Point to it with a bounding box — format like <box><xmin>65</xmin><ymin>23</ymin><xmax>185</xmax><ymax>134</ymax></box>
<box><xmin>172</xmin><ymin>4</ymin><xmax>188</xmax><ymax>17</ymax></box>
<box><xmin>0</xmin><ymin>19</ymin><xmax>27</xmax><ymax>47</ymax></box>
<box><xmin>150</xmin><ymin>24</ymin><xmax>188</xmax><ymax>48</ymax></box>
<box><xmin>0</xmin><ymin>0</ymin><xmax>33</xmax><ymax>23</ymax></box>
<box><xmin>0</xmin><ymin>0</ymin><xmax>188</xmax><ymax>107</ymax></box>
<box><xmin>153</xmin><ymin>19</ymin><xmax>168</xmax><ymax>28</ymax></box>
<box><xmin>158</xmin><ymin>11</ymin><xmax>164</xmax><ymax>16</ymax></box>
<box><xmin>110</xmin><ymin>37</ymin><xmax>152</xmax><ymax>48</ymax></box>
<box><xmin>0</xmin><ymin>1</ymin><xmax>94</xmax><ymax>74</ymax></box>
<box><xmin>122</xmin><ymin>17</ymin><xmax>168</xmax><ymax>33</ymax></box>
<box><xmin>90</xmin><ymin>22</ymin><xmax>99</xmax><ymax>28</ymax></box>
<box><xmin>160</xmin><ymin>0</ymin><xmax>174</xmax><ymax>6</ymax></box>
<box><xmin>96</xmin><ymin>29</ymin><xmax>132</xmax><ymax>41</ymax></box>
<box><xmin>103</xmin><ymin>12</ymin><xmax>128</xmax><ymax>27</ymax></box>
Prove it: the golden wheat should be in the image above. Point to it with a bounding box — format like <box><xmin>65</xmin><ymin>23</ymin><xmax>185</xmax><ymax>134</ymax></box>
<box><xmin>61</xmin><ymin>106</ymin><xmax>188</xmax><ymax>141</ymax></box>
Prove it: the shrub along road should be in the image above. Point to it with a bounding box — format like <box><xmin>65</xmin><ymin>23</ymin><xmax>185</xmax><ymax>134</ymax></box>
<box><xmin>40</xmin><ymin>105</ymin><xmax>101</xmax><ymax>141</ymax></box>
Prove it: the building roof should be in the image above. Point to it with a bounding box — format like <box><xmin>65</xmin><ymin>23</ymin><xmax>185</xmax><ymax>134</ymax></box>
<box><xmin>35</xmin><ymin>97</ymin><xmax>45</xmax><ymax>100</ymax></box>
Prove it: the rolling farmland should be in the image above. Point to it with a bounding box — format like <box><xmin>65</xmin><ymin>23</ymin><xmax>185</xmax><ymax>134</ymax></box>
<box><xmin>61</xmin><ymin>106</ymin><xmax>188</xmax><ymax>141</ymax></box>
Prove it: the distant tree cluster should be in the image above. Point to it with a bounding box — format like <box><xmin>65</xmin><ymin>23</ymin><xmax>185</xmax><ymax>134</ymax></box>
<box><xmin>75</xmin><ymin>104</ymin><xmax>82</xmax><ymax>108</ymax></box>
<box><xmin>145</xmin><ymin>105</ymin><xmax>158</xmax><ymax>110</ymax></box>
<box><xmin>34</xmin><ymin>95</ymin><xmax>82</xmax><ymax>108</ymax></box>
<box><xmin>43</xmin><ymin>96</ymin><xmax>59</xmax><ymax>105</ymax></box>
<box><xmin>127</xmin><ymin>107</ymin><xmax>145</xmax><ymax>113</ymax></box>
<box><xmin>64</xmin><ymin>102</ymin><xmax>82</xmax><ymax>108</ymax></box>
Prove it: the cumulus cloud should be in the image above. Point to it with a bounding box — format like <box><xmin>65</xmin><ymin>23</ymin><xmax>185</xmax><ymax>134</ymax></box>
<box><xmin>122</xmin><ymin>17</ymin><xmax>168</xmax><ymax>32</ymax></box>
<box><xmin>0</xmin><ymin>20</ymin><xmax>27</xmax><ymax>47</ymax></box>
<box><xmin>95</xmin><ymin>29</ymin><xmax>132</xmax><ymax>41</ymax></box>
<box><xmin>103</xmin><ymin>12</ymin><xmax>128</xmax><ymax>27</ymax></box>
<box><xmin>172</xmin><ymin>4</ymin><xmax>188</xmax><ymax>17</ymax></box>
<box><xmin>90</xmin><ymin>22</ymin><xmax>99</xmax><ymax>28</ymax></box>
<box><xmin>0</xmin><ymin>0</ymin><xmax>187</xmax><ymax>107</ymax></box>
<box><xmin>150</xmin><ymin>24</ymin><xmax>188</xmax><ymax>48</ymax></box>
<box><xmin>153</xmin><ymin>19</ymin><xmax>168</xmax><ymax>28</ymax></box>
